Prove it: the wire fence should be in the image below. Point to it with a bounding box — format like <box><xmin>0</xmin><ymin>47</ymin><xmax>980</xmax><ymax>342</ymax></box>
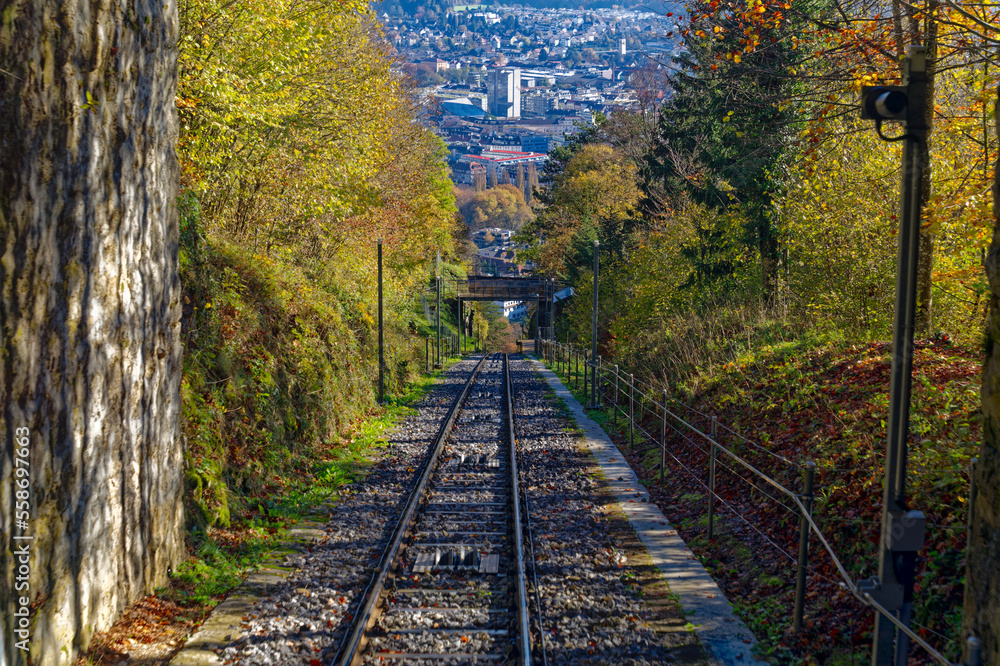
<box><xmin>536</xmin><ymin>338</ymin><xmax>983</xmax><ymax>666</ymax></box>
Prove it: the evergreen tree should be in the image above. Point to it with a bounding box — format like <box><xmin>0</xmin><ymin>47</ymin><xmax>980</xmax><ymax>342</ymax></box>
<box><xmin>644</xmin><ymin>1</ymin><xmax>804</xmax><ymax>299</ymax></box>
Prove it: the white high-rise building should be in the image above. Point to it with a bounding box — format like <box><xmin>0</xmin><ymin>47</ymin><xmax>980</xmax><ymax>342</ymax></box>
<box><xmin>620</xmin><ymin>38</ymin><xmax>627</xmax><ymax>55</ymax></box>
<box><xmin>487</xmin><ymin>68</ymin><xmax>521</xmax><ymax>118</ymax></box>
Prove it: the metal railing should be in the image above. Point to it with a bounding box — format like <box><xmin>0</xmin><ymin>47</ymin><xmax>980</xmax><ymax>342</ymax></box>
<box><xmin>537</xmin><ymin>338</ymin><xmax>982</xmax><ymax>666</ymax></box>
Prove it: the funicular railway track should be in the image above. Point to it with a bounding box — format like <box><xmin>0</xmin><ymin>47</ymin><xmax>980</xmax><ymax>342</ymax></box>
<box><xmin>334</xmin><ymin>353</ymin><xmax>533</xmax><ymax>665</ymax></box>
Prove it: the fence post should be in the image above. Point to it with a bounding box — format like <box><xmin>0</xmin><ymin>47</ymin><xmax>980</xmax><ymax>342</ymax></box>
<box><xmin>583</xmin><ymin>351</ymin><xmax>588</xmax><ymax>401</ymax></box>
<box><xmin>569</xmin><ymin>345</ymin><xmax>580</xmax><ymax>388</ymax></box>
<box><xmin>793</xmin><ymin>461</ymin><xmax>817</xmax><ymax>632</ymax></box>
<box><xmin>707</xmin><ymin>416</ymin><xmax>718</xmax><ymax>540</ymax></box>
<box><xmin>593</xmin><ymin>355</ymin><xmax>602</xmax><ymax>409</ymax></box>
<box><xmin>660</xmin><ymin>389</ymin><xmax>667</xmax><ymax>484</ymax></box>
<box><xmin>968</xmin><ymin>457</ymin><xmax>978</xmax><ymax>534</ymax></box>
<box><xmin>575</xmin><ymin>348</ymin><xmax>579</xmax><ymax>389</ymax></box>
<box><xmin>965</xmin><ymin>637</ymin><xmax>982</xmax><ymax>666</ymax></box>
<box><xmin>613</xmin><ymin>365</ymin><xmax>620</xmax><ymax>426</ymax></box>
<box><xmin>628</xmin><ymin>374</ymin><xmax>634</xmax><ymax>447</ymax></box>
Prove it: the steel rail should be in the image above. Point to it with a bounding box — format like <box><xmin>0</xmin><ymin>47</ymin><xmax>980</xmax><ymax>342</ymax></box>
<box><xmin>511</xmin><ymin>356</ymin><xmax>549</xmax><ymax>666</ymax></box>
<box><xmin>504</xmin><ymin>354</ymin><xmax>533</xmax><ymax>665</ymax></box>
<box><xmin>335</xmin><ymin>354</ymin><xmax>489</xmax><ymax>666</ymax></box>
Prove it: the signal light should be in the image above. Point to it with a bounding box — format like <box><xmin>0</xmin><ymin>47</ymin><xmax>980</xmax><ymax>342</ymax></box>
<box><xmin>860</xmin><ymin>86</ymin><xmax>907</xmax><ymax>121</ymax></box>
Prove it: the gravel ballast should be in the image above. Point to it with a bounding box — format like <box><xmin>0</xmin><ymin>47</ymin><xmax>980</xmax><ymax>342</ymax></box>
<box><xmin>186</xmin><ymin>354</ymin><xmax>707</xmax><ymax>665</ymax></box>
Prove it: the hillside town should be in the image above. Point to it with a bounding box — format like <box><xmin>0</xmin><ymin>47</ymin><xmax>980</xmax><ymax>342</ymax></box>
<box><xmin>377</xmin><ymin>3</ymin><xmax>680</xmax><ymax>202</ymax></box>
<box><xmin>376</xmin><ymin>3</ymin><xmax>680</xmax><ymax>295</ymax></box>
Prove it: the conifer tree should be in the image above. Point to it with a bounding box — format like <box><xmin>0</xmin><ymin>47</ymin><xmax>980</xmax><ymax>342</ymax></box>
<box><xmin>644</xmin><ymin>0</ymin><xmax>803</xmax><ymax>299</ymax></box>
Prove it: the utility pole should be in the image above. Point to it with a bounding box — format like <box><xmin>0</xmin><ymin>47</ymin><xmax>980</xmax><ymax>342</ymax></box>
<box><xmin>549</xmin><ymin>278</ymin><xmax>556</xmax><ymax>363</ymax></box>
<box><xmin>458</xmin><ymin>297</ymin><xmax>463</xmax><ymax>355</ymax></box>
<box><xmin>535</xmin><ymin>297</ymin><xmax>540</xmax><ymax>357</ymax></box>
<box><xmin>435</xmin><ymin>251</ymin><xmax>442</xmax><ymax>369</ymax></box>
<box><xmin>378</xmin><ymin>239</ymin><xmax>384</xmax><ymax>404</ymax></box>
<box><xmin>589</xmin><ymin>240</ymin><xmax>599</xmax><ymax>408</ymax></box>
<box><xmin>860</xmin><ymin>45</ymin><xmax>928</xmax><ymax>666</ymax></box>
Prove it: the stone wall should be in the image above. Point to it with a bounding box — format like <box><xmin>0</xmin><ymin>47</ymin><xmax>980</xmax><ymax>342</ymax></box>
<box><xmin>0</xmin><ymin>1</ymin><xmax>183</xmax><ymax>663</ymax></box>
<box><xmin>965</xmin><ymin>92</ymin><xmax>1000</xmax><ymax>664</ymax></box>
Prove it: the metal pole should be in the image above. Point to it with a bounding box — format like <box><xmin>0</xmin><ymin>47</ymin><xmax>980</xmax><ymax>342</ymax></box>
<box><xmin>435</xmin><ymin>251</ymin><xmax>442</xmax><ymax>369</ymax></box>
<box><xmin>708</xmin><ymin>416</ymin><xmax>718</xmax><ymax>540</ymax></box>
<box><xmin>549</xmin><ymin>278</ymin><xmax>556</xmax><ymax>363</ymax></box>
<box><xmin>628</xmin><ymin>374</ymin><xmax>634</xmax><ymax>447</ymax></box>
<box><xmin>583</xmin><ymin>351</ymin><xmax>589</xmax><ymax>401</ymax></box>
<box><xmin>589</xmin><ymin>240</ymin><xmax>599</xmax><ymax>408</ymax></box>
<box><xmin>459</xmin><ymin>297</ymin><xmax>463</xmax><ymax>356</ymax></box>
<box><xmin>793</xmin><ymin>462</ymin><xmax>816</xmax><ymax>632</ymax></box>
<box><xmin>535</xmin><ymin>299</ymin><xmax>540</xmax><ymax>357</ymax></box>
<box><xmin>378</xmin><ymin>239</ymin><xmax>384</xmax><ymax>404</ymax></box>
<box><xmin>613</xmin><ymin>365</ymin><xmax>620</xmax><ymax>427</ymax></box>
<box><xmin>596</xmin><ymin>356</ymin><xmax>602</xmax><ymax>408</ymax></box>
<box><xmin>660</xmin><ymin>389</ymin><xmax>667</xmax><ymax>483</ymax></box>
<box><xmin>965</xmin><ymin>637</ymin><xmax>982</xmax><ymax>666</ymax></box>
<box><xmin>870</xmin><ymin>46</ymin><xmax>929</xmax><ymax>665</ymax></box>
<box><xmin>425</xmin><ymin>337</ymin><xmax>430</xmax><ymax>374</ymax></box>
<box><xmin>566</xmin><ymin>331</ymin><xmax>570</xmax><ymax>379</ymax></box>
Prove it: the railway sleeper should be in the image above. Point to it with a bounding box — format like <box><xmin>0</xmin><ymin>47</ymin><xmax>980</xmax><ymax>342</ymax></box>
<box><xmin>412</xmin><ymin>548</ymin><xmax>500</xmax><ymax>574</ymax></box>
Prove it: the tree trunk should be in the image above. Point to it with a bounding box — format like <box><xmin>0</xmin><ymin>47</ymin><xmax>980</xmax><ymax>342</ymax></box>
<box><xmin>759</xmin><ymin>222</ymin><xmax>779</xmax><ymax>301</ymax></box>
<box><xmin>0</xmin><ymin>2</ymin><xmax>183</xmax><ymax>664</ymax></box>
<box><xmin>964</xmin><ymin>86</ymin><xmax>1000</xmax><ymax>664</ymax></box>
<box><xmin>914</xmin><ymin>4</ymin><xmax>938</xmax><ymax>335</ymax></box>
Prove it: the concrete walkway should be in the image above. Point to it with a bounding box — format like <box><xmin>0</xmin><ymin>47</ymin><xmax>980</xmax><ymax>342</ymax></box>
<box><xmin>529</xmin><ymin>358</ymin><xmax>768</xmax><ymax>666</ymax></box>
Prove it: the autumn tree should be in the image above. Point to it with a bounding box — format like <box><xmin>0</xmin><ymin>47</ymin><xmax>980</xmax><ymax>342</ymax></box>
<box><xmin>526</xmin><ymin>161</ymin><xmax>539</xmax><ymax>202</ymax></box>
<box><xmin>518</xmin><ymin>144</ymin><xmax>641</xmax><ymax>280</ymax></box>
<box><xmin>173</xmin><ymin>0</ymin><xmax>461</xmax><ymax>592</ymax></box>
<box><xmin>458</xmin><ymin>184</ymin><xmax>535</xmax><ymax>232</ymax></box>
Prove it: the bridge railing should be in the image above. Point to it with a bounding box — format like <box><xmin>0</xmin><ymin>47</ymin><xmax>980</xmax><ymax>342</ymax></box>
<box><xmin>536</xmin><ymin>338</ymin><xmax>982</xmax><ymax>666</ymax></box>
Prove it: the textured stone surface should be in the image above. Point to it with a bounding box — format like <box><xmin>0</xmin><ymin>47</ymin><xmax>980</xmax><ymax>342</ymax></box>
<box><xmin>964</xmin><ymin>93</ymin><xmax>1000</xmax><ymax>663</ymax></box>
<box><xmin>0</xmin><ymin>1</ymin><xmax>183</xmax><ymax>664</ymax></box>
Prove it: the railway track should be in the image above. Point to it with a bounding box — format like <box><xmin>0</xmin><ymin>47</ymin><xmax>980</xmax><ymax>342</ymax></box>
<box><xmin>214</xmin><ymin>354</ymin><xmax>705</xmax><ymax>666</ymax></box>
<box><xmin>334</xmin><ymin>353</ymin><xmax>534</xmax><ymax>665</ymax></box>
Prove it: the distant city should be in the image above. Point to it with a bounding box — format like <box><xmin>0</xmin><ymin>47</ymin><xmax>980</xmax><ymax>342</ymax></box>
<box><xmin>378</xmin><ymin>3</ymin><xmax>680</xmax><ymax>182</ymax></box>
<box><xmin>378</xmin><ymin>2</ymin><xmax>680</xmax><ymax>305</ymax></box>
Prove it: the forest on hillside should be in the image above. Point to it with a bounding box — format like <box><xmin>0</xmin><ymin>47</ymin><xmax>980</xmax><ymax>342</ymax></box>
<box><xmin>522</xmin><ymin>0</ymin><xmax>994</xmax><ymax>357</ymax></box>
<box><xmin>514</xmin><ymin>0</ymin><xmax>1000</xmax><ymax>658</ymax></box>
<box><xmin>172</xmin><ymin>0</ymin><xmax>504</xmax><ymax>552</ymax></box>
